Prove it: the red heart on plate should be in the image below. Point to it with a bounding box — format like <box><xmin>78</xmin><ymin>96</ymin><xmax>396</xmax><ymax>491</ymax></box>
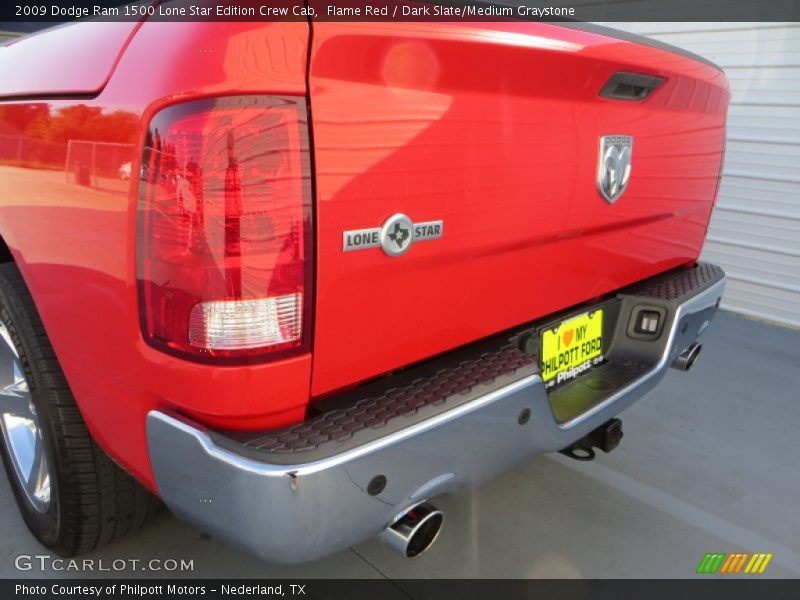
<box><xmin>562</xmin><ymin>329</ymin><xmax>574</xmax><ymax>347</ymax></box>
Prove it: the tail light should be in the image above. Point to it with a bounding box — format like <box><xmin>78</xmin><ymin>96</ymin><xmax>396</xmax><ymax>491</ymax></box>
<box><xmin>137</xmin><ymin>96</ymin><xmax>312</xmax><ymax>364</ymax></box>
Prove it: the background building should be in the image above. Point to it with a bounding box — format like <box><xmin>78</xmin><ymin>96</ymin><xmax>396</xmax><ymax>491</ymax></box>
<box><xmin>607</xmin><ymin>22</ymin><xmax>800</xmax><ymax>328</ymax></box>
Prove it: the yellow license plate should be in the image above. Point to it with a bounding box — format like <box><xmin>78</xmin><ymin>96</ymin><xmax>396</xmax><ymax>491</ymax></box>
<box><xmin>541</xmin><ymin>310</ymin><xmax>604</xmax><ymax>386</ymax></box>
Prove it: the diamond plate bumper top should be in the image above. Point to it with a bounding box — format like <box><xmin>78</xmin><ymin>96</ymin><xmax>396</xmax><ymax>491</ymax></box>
<box><xmin>147</xmin><ymin>263</ymin><xmax>726</xmax><ymax>564</ymax></box>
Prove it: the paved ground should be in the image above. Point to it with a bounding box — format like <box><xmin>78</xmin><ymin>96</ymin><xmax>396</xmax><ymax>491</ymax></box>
<box><xmin>1</xmin><ymin>311</ymin><xmax>798</xmax><ymax>579</ymax></box>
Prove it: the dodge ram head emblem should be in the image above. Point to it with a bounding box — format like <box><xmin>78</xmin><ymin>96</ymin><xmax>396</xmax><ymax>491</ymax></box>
<box><xmin>343</xmin><ymin>214</ymin><xmax>443</xmax><ymax>257</ymax></box>
<box><xmin>597</xmin><ymin>135</ymin><xmax>633</xmax><ymax>203</ymax></box>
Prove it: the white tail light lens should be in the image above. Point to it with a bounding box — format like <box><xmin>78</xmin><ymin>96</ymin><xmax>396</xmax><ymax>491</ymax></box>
<box><xmin>188</xmin><ymin>294</ymin><xmax>303</xmax><ymax>350</ymax></box>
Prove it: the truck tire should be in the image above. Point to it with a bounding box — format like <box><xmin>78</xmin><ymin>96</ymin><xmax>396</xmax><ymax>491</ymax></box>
<box><xmin>0</xmin><ymin>262</ymin><xmax>160</xmax><ymax>556</ymax></box>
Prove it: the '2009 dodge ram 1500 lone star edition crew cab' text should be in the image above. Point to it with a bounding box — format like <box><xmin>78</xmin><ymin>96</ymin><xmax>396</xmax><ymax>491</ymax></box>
<box><xmin>0</xmin><ymin>16</ymin><xmax>728</xmax><ymax>563</ymax></box>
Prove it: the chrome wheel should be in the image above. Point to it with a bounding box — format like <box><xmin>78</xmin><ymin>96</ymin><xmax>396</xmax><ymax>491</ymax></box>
<box><xmin>0</xmin><ymin>319</ymin><xmax>50</xmax><ymax>512</ymax></box>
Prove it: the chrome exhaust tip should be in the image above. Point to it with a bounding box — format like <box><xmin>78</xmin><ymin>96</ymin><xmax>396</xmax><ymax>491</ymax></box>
<box><xmin>379</xmin><ymin>502</ymin><xmax>444</xmax><ymax>558</ymax></box>
<box><xmin>672</xmin><ymin>343</ymin><xmax>702</xmax><ymax>372</ymax></box>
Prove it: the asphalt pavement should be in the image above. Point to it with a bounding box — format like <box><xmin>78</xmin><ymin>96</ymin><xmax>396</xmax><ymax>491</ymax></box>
<box><xmin>1</xmin><ymin>311</ymin><xmax>798</xmax><ymax>579</ymax></box>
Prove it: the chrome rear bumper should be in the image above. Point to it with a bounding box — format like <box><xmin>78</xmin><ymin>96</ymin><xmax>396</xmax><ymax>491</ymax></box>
<box><xmin>147</xmin><ymin>265</ymin><xmax>726</xmax><ymax>564</ymax></box>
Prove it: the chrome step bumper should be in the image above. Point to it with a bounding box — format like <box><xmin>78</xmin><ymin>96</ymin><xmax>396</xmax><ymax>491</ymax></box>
<box><xmin>146</xmin><ymin>263</ymin><xmax>726</xmax><ymax>564</ymax></box>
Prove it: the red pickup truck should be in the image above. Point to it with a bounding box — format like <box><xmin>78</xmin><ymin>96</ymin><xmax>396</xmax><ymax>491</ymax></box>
<box><xmin>0</xmin><ymin>18</ymin><xmax>728</xmax><ymax>563</ymax></box>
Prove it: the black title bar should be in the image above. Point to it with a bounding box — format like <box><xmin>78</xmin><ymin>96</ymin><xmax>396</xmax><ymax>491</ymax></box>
<box><xmin>4</xmin><ymin>579</ymin><xmax>800</xmax><ymax>600</ymax></box>
<box><xmin>1</xmin><ymin>0</ymin><xmax>800</xmax><ymax>25</ymax></box>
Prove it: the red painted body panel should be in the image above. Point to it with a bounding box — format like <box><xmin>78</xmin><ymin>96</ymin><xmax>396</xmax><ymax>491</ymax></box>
<box><xmin>0</xmin><ymin>21</ymin><xmax>143</xmax><ymax>97</ymax></box>
<box><xmin>0</xmin><ymin>20</ymin><xmax>728</xmax><ymax>490</ymax></box>
<box><xmin>307</xmin><ymin>22</ymin><xmax>728</xmax><ymax>395</ymax></box>
<box><xmin>0</xmin><ymin>21</ymin><xmax>311</xmax><ymax>488</ymax></box>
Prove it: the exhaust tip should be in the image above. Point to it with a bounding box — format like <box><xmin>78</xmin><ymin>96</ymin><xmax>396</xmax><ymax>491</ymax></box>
<box><xmin>380</xmin><ymin>502</ymin><xmax>444</xmax><ymax>558</ymax></box>
<box><xmin>672</xmin><ymin>343</ymin><xmax>702</xmax><ymax>372</ymax></box>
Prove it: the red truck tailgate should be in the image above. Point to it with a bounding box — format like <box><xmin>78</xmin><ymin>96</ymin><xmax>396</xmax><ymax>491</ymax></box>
<box><xmin>308</xmin><ymin>22</ymin><xmax>729</xmax><ymax>396</ymax></box>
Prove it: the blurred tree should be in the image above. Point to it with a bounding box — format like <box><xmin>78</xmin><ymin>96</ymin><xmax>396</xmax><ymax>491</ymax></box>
<box><xmin>0</xmin><ymin>103</ymin><xmax>138</xmax><ymax>144</ymax></box>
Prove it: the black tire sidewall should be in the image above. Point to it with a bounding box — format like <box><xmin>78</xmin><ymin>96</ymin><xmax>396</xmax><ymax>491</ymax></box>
<box><xmin>0</xmin><ymin>271</ymin><xmax>64</xmax><ymax>549</ymax></box>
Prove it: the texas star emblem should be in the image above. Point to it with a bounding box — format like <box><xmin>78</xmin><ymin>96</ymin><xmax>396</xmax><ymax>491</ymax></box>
<box><xmin>597</xmin><ymin>135</ymin><xmax>633</xmax><ymax>203</ymax></box>
<box><xmin>343</xmin><ymin>214</ymin><xmax>443</xmax><ymax>257</ymax></box>
<box><xmin>386</xmin><ymin>220</ymin><xmax>411</xmax><ymax>251</ymax></box>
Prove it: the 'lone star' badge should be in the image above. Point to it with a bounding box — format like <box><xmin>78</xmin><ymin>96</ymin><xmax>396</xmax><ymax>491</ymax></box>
<box><xmin>342</xmin><ymin>213</ymin><xmax>442</xmax><ymax>257</ymax></box>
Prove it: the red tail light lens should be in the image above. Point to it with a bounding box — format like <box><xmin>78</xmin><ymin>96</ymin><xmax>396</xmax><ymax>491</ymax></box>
<box><xmin>137</xmin><ymin>96</ymin><xmax>312</xmax><ymax>363</ymax></box>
